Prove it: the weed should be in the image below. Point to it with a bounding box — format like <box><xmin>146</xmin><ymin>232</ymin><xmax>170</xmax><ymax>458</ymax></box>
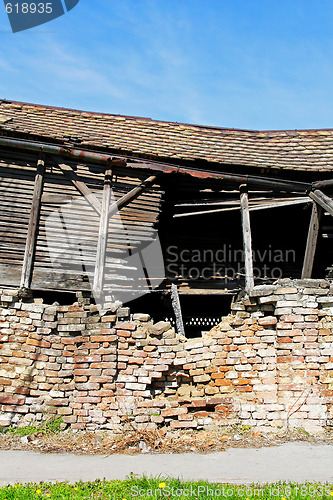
<box><xmin>3</xmin><ymin>416</ymin><xmax>63</xmax><ymax>437</ymax></box>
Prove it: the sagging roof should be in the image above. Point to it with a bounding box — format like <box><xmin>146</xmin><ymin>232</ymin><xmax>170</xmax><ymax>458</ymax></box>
<box><xmin>0</xmin><ymin>99</ymin><xmax>332</xmax><ymax>172</ymax></box>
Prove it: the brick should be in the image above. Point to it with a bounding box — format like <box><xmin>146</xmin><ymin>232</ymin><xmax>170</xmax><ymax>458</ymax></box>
<box><xmin>161</xmin><ymin>407</ymin><xmax>187</xmax><ymax>417</ymax></box>
<box><xmin>149</xmin><ymin>321</ymin><xmax>171</xmax><ymax>336</ymax></box>
<box><xmin>133</xmin><ymin>313</ymin><xmax>150</xmax><ymax>322</ymax></box>
<box><xmin>274</xmin><ymin>287</ymin><xmax>298</xmax><ymax>294</ymax></box>
<box><xmin>101</xmin><ymin>315</ymin><xmax>116</xmax><ymax>323</ymax></box>
<box><xmin>117</xmin><ymin>322</ymin><xmax>136</xmax><ymax>331</ymax></box>
<box><xmin>0</xmin><ymin>395</ymin><xmax>25</xmax><ymax>405</ymax></box>
<box><xmin>170</xmin><ymin>420</ymin><xmax>198</xmax><ymax>429</ymax></box>
<box><xmin>233</xmin><ymin>378</ymin><xmax>252</xmax><ymax>386</ymax></box>
<box><xmin>277</xmin><ymin>322</ymin><xmax>292</xmax><ymax>330</ymax></box>
<box><xmin>258</xmin><ymin>316</ymin><xmax>277</xmax><ymax>326</ymax></box>
<box><xmin>75</xmin><ymin>355</ymin><xmax>101</xmax><ymax>363</ymax></box>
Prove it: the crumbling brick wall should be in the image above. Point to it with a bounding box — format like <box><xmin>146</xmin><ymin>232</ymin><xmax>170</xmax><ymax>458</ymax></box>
<box><xmin>0</xmin><ymin>279</ymin><xmax>332</xmax><ymax>433</ymax></box>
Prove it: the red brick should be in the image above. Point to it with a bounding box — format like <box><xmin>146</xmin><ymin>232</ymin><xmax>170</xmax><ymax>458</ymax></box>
<box><xmin>214</xmin><ymin>379</ymin><xmax>232</xmax><ymax>386</ymax></box>
<box><xmin>62</xmin><ymin>415</ymin><xmax>77</xmax><ymax>423</ymax></box>
<box><xmin>117</xmin><ymin>331</ymin><xmax>131</xmax><ymax>338</ymax></box>
<box><xmin>170</xmin><ymin>420</ymin><xmax>198</xmax><ymax>429</ymax></box>
<box><xmin>193</xmin><ymin>411</ymin><xmax>209</xmax><ymax>418</ymax></box>
<box><xmin>116</xmin><ymin>322</ymin><xmax>136</xmax><ymax>331</ymax></box>
<box><xmin>26</xmin><ymin>338</ymin><xmax>51</xmax><ymax>348</ymax></box>
<box><xmin>0</xmin><ymin>378</ymin><xmax>11</xmax><ymax>386</ymax></box>
<box><xmin>258</xmin><ymin>316</ymin><xmax>278</xmax><ymax>326</ymax></box>
<box><xmin>0</xmin><ymin>395</ymin><xmax>25</xmax><ymax>405</ymax></box>
<box><xmin>101</xmin><ymin>315</ymin><xmax>116</xmax><ymax>323</ymax></box>
<box><xmin>92</xmin><ymin>335</ymin><xmax>117</xmax><ymax>342</ymax></box>
<box><xmin>68</xmin><ymin>305</ymin><xmax>84</xmax><ymax>312</ymax></box>
<box><xmin>75</xmin><ymin>355</ymin><xmax>101</xmax><ymax>363</ymax></box>
<box><xmin>161</xmin><ymin>407</ymin><xmax>187</xmax><ymax>417</ymax></box>
<box><xmin>57</xmin><ymin>407</ymin><xmax>73</xmax><ymax>415</ymax></box>
<box><xmin>233</xmin><ymin>379</ymin><xmax>252</xmax><ymax>386</ymax></box>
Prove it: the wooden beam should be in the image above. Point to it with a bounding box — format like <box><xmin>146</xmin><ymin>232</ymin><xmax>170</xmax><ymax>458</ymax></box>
<box><xmin>109</xmin><ymin>175</ymin><xmax>157</xmax><ymax>216</ymax></box>
<box><xmin>309</xmin><ymin>190</ymin><xmax>333</xmax><ymax>217</ymax></box>
<box><xmin>93</xmin><ymin>169</ymin><xmax>112</xmax><ymax>296</ymax></box>
<box><xmin>171</xmin><ymin>284</ymin><xmax>185</xmax><ymax>336</ymax></box>
<box><xmin>20</xmin><ymin>156</ymin><xmax>45</xmax><ymax>288</ymax></box>
<box><xmin>301</xmin><ymin>202</ymin><xmax>322</xmax><ymax>278</ymax></box>
<box><xmin>240</xmin><ymin>184</ymin><xmax>254</xmax><ymax>292</ymax></box>
<box><xmin>312</xmin><ymin>179</ymin><xmax>333</xmax><ymax>189</ymax></box>
<box><xmin>55</xmin><ymin>160</ymin><xmax>102</xmax><ymax>215</ymax></box>
<box><xmin>174</xmin><ymin>197</ymin><xmax>309</xmax><ymax>218</ymax></box>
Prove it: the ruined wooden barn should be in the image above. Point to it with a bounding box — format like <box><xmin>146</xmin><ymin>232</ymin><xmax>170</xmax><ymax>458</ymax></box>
<box><xmin>1</xmin><ymin>100</ymin><xmax>333</xmax><ymax>334</ymax></box>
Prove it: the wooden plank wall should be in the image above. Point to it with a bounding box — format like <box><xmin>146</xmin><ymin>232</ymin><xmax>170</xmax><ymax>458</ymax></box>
<box><xmin>0</xmin><ymin>149</ymin><xmax>163</xmax><ymax>292</ymax></box>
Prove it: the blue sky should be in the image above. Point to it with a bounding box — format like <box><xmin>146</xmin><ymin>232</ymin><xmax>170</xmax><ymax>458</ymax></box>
<box><xmin>1</xmin><ymin>0</ymin><xmax>333</xmax><ymax>130</ymax></box>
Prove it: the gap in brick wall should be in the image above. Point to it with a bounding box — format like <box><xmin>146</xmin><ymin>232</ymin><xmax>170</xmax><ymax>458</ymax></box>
<box><xmin>31</xmin><ymin>290</ymin><xmax>78</xmax><ymax>305</ymax></box>
<box><xmin>129</xmin><ymin>292</ymin><xmax>233</xmax><ymax>338</ymax></box>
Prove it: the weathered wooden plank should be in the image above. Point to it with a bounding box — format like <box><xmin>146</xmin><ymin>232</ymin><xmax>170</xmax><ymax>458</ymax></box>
<box><xmin>174</xmin><ymin>197</ymin><xmax>309</xmax><ymax>218</ymax></box>
<box><xmin>309</xmin><ymin>190</ymin><xmax>333</xmax><ymax>217</ymax></box>
<box><xmin>171</xmin><ymin>283</ymin><xmax>185</xmax><ymax>336</ymax></box>
<box><xmin>109</xmin><ymin>175</ymin><xmax>157</xmax><ymax>216</ymax></box>
<box><xmin>240</xmin><ymin>184</ymin><xmax>254</xmax><ymax>292</ymax></box>
<box><xmin>301</xmin><ymin>202</ymin><xmax>322</xmax><ymax>278</ymax></box>
<box><xmin>20</xmin><ymin>157</ymin><xmax>45</xmax><ymax>289</ymax></box>
<box><xmin>55</xmin><ymin>161</ymin><xmax>102</xmax><ymax>215</ymax></box>
<box><xmin>93</xmin><ymin>169</ymin><xmax>112</xmax><ymax>295</ymax></box>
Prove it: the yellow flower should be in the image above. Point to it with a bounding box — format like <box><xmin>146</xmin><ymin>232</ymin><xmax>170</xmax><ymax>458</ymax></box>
<box><xmin>46</xmin><ymin>495</ymin><xmax>51</xmax><ymax>498</ymax></box>
<box><xmin>159</xmin><ymin>482</ymin><xmax>166</xmax><ymax>489</ymax></box>
<box><xmin>281</xmin><ymin>498</ymin><xmax>287</xmax><ymax>500</ymax></box>
<box><xmin>74</xmin><ymin>487</ymin><xmax>78</xmax><ymax>491</ymax></box>
<box><xmin>36</xmin><ymin>490</ymin><xmax>42</xmax><ymax>495</ymax></box>
<box><xmin>330</xmin><ymin>493</ymin><xmax>333</xmax><ymax>497</ymax></box>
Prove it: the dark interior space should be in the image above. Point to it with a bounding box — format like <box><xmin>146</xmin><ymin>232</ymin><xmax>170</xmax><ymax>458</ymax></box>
<box><xmin>158</xmin><ymin>189</ymin><xmax>332</xmax><ymax>290</ymax></box>
<box><xmin>129</xmin><ymin>291</ymin><xmax>233</xmax><ymax>338</ymax></box>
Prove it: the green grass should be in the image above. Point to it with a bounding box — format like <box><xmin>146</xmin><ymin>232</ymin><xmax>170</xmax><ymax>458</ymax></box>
<box><xmin>0</xmin><ymin>417</ymin><xmax>63</xmax><ymax>437</ymax></box>
<box><xmin>0</xmin><ymin>478</ymin><xmax>332</xmax><ymax>499</ymax></box>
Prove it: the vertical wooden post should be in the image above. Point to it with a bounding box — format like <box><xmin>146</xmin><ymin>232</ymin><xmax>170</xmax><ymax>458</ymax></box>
<box><xmin>20</xmin><ymin>156</ymin><xmax>45</xmax><ymax>289</ymax></box>
<box><xmin>240</xmin><ymin>184</ymin><xmax>254</xmax><ymax>292</ymax></box>
<box><xmin>301</xmin><ymin>202</ymin><xmax>322</xmax><ymax>278</ymax></box>
<box><xmin>171</xmin><ymin>284</ymin><xmax>185</xmax><ymax>337</ymax></box>
<box><xmin>93</xmin><ymin>169</ymin><xmax>112</xmax><ymax>296</ymax></box>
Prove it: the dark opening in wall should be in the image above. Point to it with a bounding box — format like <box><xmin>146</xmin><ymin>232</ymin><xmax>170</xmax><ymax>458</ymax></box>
<box><xmin>129</xmin><ymin>291</ymin><xmax>233</xmax><ymax>338</ymax></box>
<box><xmin>31</xmin><ymin>289</ymin><xmax>78</xmax><ymax>305</ymax></box>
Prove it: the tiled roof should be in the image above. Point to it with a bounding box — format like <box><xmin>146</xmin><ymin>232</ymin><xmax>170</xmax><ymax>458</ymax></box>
<box><xmin>0</xmin><ymin>99</ymin><xmax>332</xmax><ymax>172</ymax></box>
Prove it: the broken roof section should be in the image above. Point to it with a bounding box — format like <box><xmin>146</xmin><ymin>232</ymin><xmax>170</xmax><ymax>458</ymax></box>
<box><xmin>0</xmin><ymin>99</ymin><xmax>333</xmax><ymax>172</ymax></box>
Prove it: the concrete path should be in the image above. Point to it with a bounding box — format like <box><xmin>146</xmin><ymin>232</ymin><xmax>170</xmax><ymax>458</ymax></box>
<box><xmin>0</xmin><ymin>443</ymin><xmax>332</xmax><ymax>485</ymax></box>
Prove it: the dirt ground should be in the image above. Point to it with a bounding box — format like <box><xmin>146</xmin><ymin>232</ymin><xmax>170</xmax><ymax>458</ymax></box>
<box><xmin>0</xmin><ymin>426</ymin><xmax>332</xmax><ymax>455</ymax></box>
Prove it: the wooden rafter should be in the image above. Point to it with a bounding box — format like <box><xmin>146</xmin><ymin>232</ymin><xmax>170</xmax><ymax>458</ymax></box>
<box><xmin>20</xmin><ymin>156</ymin><xmax>45</xmax><ymax>288</ymax></box>
<box><xmin>174</xmin><ymin>197</ymin><xmax>309</xmax><ymax>218</ymax></box>
<box><xmin>301</xmin><ymin>202</ymin><xmax>322</xmax><ymax>279</ymax></box>
<box><xmin>171</xmin><ymin>283</ymin><xmax>185</xmax><ymax>336</ymax></box>
<box><xmin>93</xmin><ymin>169</ymin><xmax>112</xmax><ymax>296</ymax></box>
<box><xmin>240</xmin><ymin>184</ymin><xmax>254</xmax><ymax>292</ymax></box>
<box><xmin>109</xmin><ymin>175</ymin><xmax>157</xmax><ymax>216</ymax></box>
<box><xmin>309</xmin><ymin>190</ymin><xmax>333</xmax><ymax>217</ymax></box>
<box><xmin>54</xmin><ymin>159</ymin><xmax>102</xmax><ymax>215</ymax></box>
